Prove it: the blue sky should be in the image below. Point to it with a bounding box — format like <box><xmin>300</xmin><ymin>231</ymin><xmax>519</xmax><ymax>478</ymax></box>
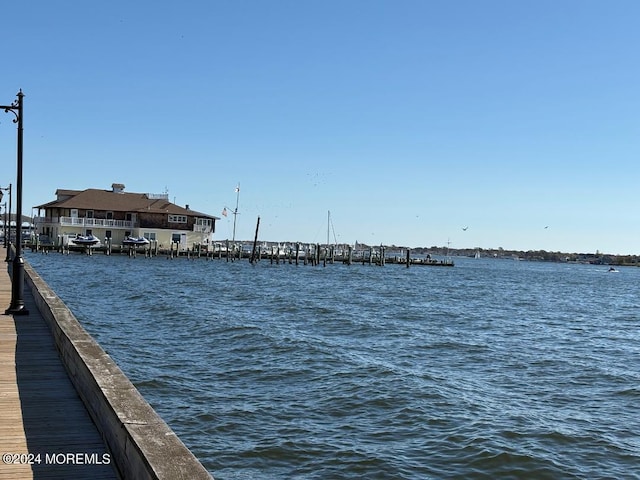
<box><xmin>1</xmin><ymin>1</ymin><xmax>639</xmax><ymax>254</ymax></box>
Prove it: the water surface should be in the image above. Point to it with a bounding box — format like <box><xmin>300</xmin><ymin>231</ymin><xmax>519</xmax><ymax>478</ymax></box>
<box><xmin>25</xmin><ymin>252</ymin><xmax>640</xmax><ymax>479</ymax></box>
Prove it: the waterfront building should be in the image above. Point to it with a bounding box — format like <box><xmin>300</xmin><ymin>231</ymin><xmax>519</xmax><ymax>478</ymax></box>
<box><xmin>0</xmin><ymin>214</ymin><xmax>35</xmax><ymax>244</ymax></box>
<box><xmin>33</xmin><ymin>183</ymin><xmax>218</xmax><ymax>250</ymax></box>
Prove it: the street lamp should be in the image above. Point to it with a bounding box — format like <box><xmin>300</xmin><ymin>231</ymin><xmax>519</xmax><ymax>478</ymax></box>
<box><xmin>0</xmin><ymin>184</ymin><xmax>11</xmax><ymax>260</ymax></box>
<box><xmin>1</xmin><ymin>90</ymin><xmax>28</xmax><ymax>315</ymax></box>
<box><xmin>1</xmin><ymin>202</ymin><xmax>6</xmax><ymax>250</ymax></box>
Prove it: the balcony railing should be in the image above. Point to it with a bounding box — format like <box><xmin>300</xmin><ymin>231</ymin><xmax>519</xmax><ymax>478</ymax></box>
<box><xmin>193</xmin><ymin>224</ymin><xmax>212</xmax><ymax>234</ymax></box>
<box><xmin>37</xmin><ymin>216</ymin><xmax>134</xmax><ymax>229</ymax></box>
<box><xmin>35</xmin><ymin>216</ymin><xmax>211</xmax><ymax>233</ymax></box>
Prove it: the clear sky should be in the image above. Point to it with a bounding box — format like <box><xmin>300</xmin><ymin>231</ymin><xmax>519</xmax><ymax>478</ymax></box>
<box><xmin>1</xmin><ymin>1</ymin><xmax>639</xmax><ymax>254</ymax></box>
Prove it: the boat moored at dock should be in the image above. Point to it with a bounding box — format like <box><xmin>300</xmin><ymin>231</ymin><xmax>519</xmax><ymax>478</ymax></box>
<box><xmin>70</xmin><ymin>234</ymin><xmax>101</xmax><ymax>247</ymax></box>
<box><xmin>122</xmin><ymin>236</ymin><xmax>150</xmax><ymax>247</ymax></box>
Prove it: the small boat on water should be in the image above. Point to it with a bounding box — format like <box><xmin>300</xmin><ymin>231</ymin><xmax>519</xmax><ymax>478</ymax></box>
<box><xmin>122</xmin><ymin>236</ymin><xmax>150</xmax><ymax>246</ymax></box>
<box><xmin>607</xmin><ymin>267</ymin><xmax>619</xmax><ymax>273</ymax></box>
<box><xmin>71</xmin><ymin>234</ymin><xmax>101</xmax><ymax>246</ymax></box>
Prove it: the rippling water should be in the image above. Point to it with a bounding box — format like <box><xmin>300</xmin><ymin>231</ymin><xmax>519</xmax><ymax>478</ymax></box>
<box><xmin>25</xmin><ymin>252</ymin><xmax>640</xmax><ymax>479</ymax></box>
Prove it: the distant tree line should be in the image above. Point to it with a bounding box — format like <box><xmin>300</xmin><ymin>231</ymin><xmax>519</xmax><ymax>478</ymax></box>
<box><xmin>407</xmin><ymin>246</ymin><xmax>640</xmax><ymax>266</ymax></box>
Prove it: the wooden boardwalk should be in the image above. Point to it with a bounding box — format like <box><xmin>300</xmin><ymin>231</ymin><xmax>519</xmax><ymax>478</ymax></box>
<box><xmin>0</xmin><ymin>248</ymin><xmax>118</xmax><ymax>479</ymax></box>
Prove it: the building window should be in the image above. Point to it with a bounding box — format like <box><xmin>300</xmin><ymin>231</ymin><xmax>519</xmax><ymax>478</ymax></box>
<box><xmin>169</xmin><ymin>215</ymin><xmax>187</xmax><ymax>223</ymax></box>
<box><xmin>171</xmin><ymin>233</ymin><xmax>181</xmax><ymax>243</ymax></box>
<box><xmin>105</xmin><ymin>230</ymin><xmax>112</xmax><ymax>239</ymax></box>
<box><xmin>144</xmin><ymin>232</ymin><xmax>156</xmax><ymax>241</ymax></box>
<box><xmin>86</xmin><ymin>210</ymin><xmax>94</xmax><ymax>218</ymax></box>
<box><xmin>106</xmin><ymin>211</ymin><xmax>113</xmax><ymax>220</ymax></box>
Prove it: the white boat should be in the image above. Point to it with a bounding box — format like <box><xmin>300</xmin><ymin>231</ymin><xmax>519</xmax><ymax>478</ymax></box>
<box><xmin>213</xmin><ymin>242</ymin><xmax>229</xmax><ymax>253</ymax></box>
<box><xmin>71</xmin><ymin>234</ymin><xmax>101</xmax><ymax>246</ymax></box>
<box><xmin>260</xmin><ymin>242</ymin><xmax>288</xmax><ymax>257</ymax></box>
<box><xmin>122</xmin><ymin>236</ymin><xmax>150</xmax><ymax>246</ymax></box>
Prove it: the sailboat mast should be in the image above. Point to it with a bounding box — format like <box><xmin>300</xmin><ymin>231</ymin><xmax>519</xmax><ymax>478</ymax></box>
<box><xmin>327</xmin><ymin>210</ymin><xmax>330</xmax><ymax>246</ymax></box>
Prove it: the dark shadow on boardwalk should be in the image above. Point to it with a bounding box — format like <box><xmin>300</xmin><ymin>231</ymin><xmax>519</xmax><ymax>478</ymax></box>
<box><xmin>13</xmin><ymin>278</ymin><xmax>119</xmax><ymax>479</ymax></box>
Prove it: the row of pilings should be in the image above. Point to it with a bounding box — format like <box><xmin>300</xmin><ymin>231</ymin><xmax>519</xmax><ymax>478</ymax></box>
<box><xmin>31</xmin><ymin>240</ymin><xmax>454</xmax><ymax>267</ymax></box>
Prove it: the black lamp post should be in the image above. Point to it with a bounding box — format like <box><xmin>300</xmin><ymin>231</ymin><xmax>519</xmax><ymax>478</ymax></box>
<box><xmin>0</xmin><ymin>184</ymin><xmax>11</xmax><ymax>260</ymax></box>
<box><xmin>1</xmin><ymin>202</ymin><xmax>6</xmax><ymax>250</ymax></box>
<box><xmin>1</xmin><ymin>90</ymin><xmax>28</xmax><ymax>315</ymax></box>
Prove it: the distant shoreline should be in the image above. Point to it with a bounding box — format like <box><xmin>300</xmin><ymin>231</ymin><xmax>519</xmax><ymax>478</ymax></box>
<box><xmin>229</xmin><ymin>241</ymin><xmax>639</xmax><ymax>266</ymax></box>
<box><xmin>413</xmin><ymin>247</ymin><xmax>637</xmax><ymax>266</ymax></box>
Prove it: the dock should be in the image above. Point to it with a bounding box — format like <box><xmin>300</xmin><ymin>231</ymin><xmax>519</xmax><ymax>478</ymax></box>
<box><xmin>32</xmin><ymin>241</ymin><xmax>455</xmax><ymax>267</ymax></box>
<box><xmin>0</xmin><ymin>245</ymin><xmax>213</xmax><ymax>479</ymax></box>
<box><xmin>0</xmin><ymin>246</ymin><xmax>117</xmax><ymax>479</ymax></box>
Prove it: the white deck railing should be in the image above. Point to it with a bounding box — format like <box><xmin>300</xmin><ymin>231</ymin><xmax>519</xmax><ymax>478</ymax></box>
<box><xmin>192</xmin><ymin>224</ymin><xmax>212</xmax><ymax>234</ymax></box>
<box><xmin>39</xmin><ymin>216</ymin><xmax>135</xmax><ymax>229</ymax></box>
<box><xmin>35</xmin><ymin>216</ymin><xmax>211</xmax><ymax>233</ymax></box>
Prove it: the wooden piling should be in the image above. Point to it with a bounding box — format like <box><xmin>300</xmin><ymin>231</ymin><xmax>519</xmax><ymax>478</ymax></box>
<box><xmin>250</xmin><ymin>216</ymin><xmax>260</xmax><ymax>264</ymax></box>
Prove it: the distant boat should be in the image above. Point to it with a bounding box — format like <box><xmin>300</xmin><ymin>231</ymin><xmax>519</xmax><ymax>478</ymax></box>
<box><xmin>607</xmin><ymin>267</ymin><xmax>619</xmax><ymax>273</ymax></box>
<box><xmin>122</xmin><ymin>236</ymin><xmax>150</xmax><ymax>246</ymax></box>
<box><xmin>260</xmin><ymin>242</ymin><xmax>288</xmax><ymax>257</ymax></box>
<box><xmin>213</xmin><ymin>242</ymin><xmax>229</xmax><ymax>253</ymax></box>
<box><xmin>71</xmin><ymin>234</ymin><xmax>101</xmax><ymax>246</ymax></box>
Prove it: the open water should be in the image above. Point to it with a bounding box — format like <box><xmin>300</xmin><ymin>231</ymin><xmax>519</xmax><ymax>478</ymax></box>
<box><xmin>25</xmin><ymin>251</ymin><xmax>640</xmax><ymax>479</ymax></box>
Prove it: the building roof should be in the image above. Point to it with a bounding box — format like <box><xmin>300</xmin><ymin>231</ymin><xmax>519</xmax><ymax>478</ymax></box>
<box><xmin>34</xmin><ymin>187</ymin><xmax>218</xmax><ymax>219</ymax></box>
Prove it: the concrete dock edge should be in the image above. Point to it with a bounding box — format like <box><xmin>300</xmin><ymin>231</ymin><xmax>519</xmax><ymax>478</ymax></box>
<box><xmin>22</xmin><ymin>260</ymin><xmax>214</xmax><ymax>480</ymax></box>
